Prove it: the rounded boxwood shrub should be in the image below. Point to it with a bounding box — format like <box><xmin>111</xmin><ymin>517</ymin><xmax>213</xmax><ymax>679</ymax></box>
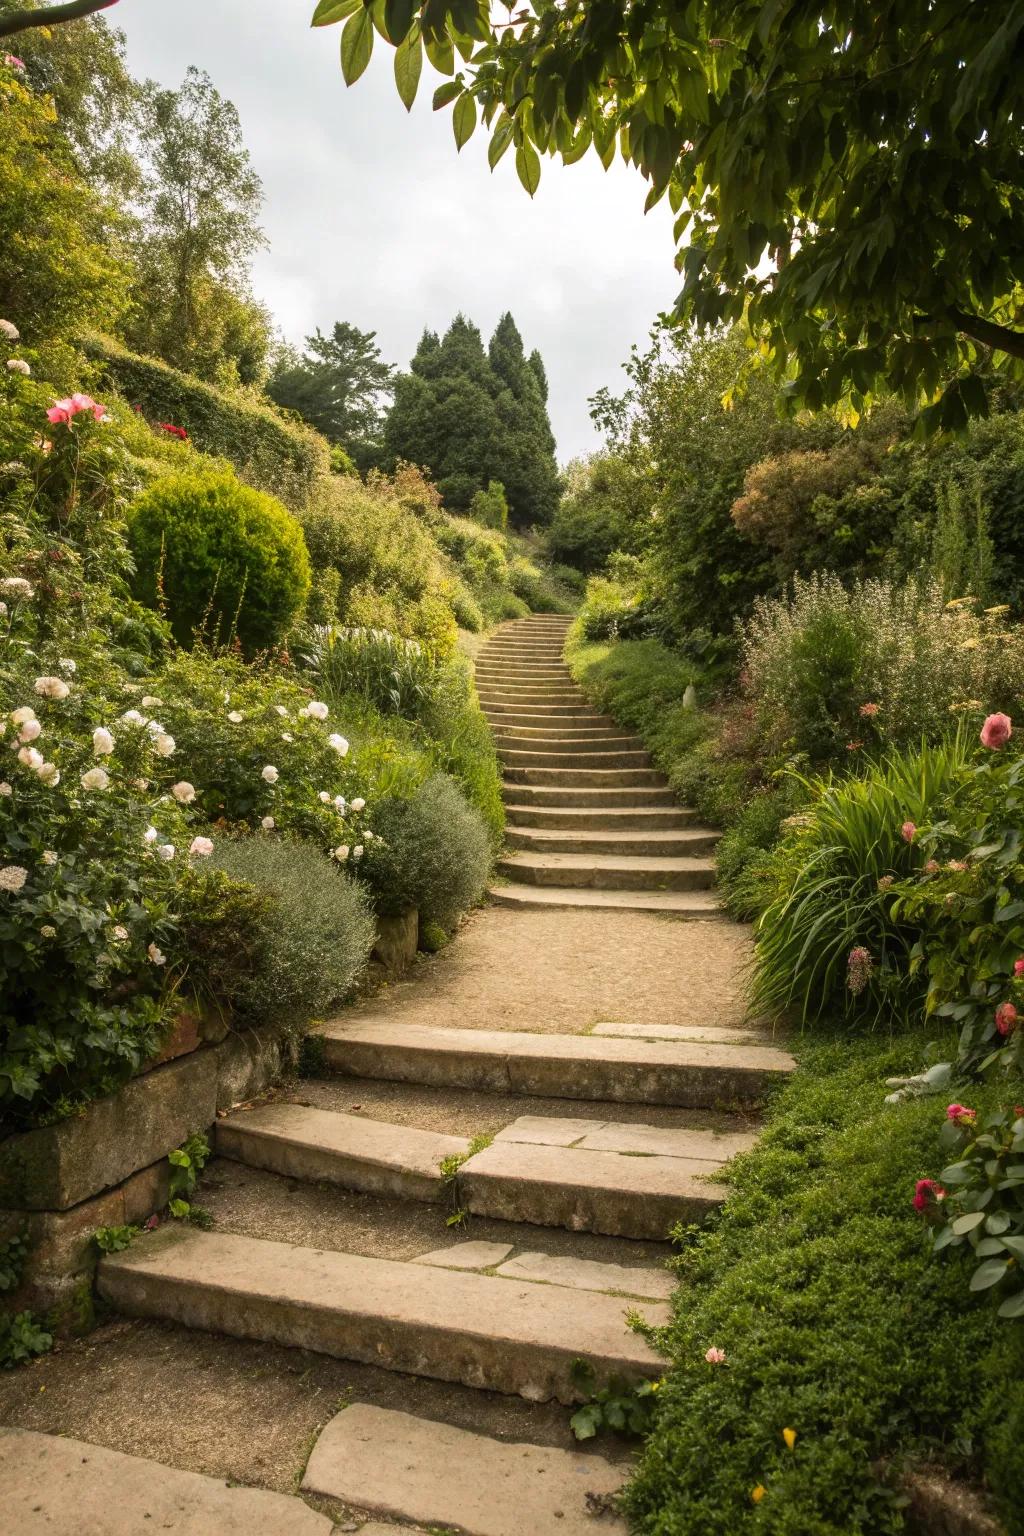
<box><xmin>128</xmin><ymin>469</ymin><xmax>310</xmax><ymax>651</ymax></box>
<box><xmin>203</xmin><ymin>837</ymin><xmax>374</xmax><ymax>1026</ymax></box>
<box><xmin>361</xmin><ymin>773</ymin><xmax>491</xmax><ymax>930</ymax></box>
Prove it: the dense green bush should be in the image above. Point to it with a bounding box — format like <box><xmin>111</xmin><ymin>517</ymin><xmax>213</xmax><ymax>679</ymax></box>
<box><xmin>360</xmin><ymin>774</ymin><xmax>491</xmax><ymax>930</ymax></box>
<box><xmin>547</xmin><ymin>453</ymin><xmax>635</xmax><ymax>574</ymax></box>
<box><xmin>750</xmin><ymin>739</ymin><xmax>973</xmax><ymax>1030</ymax></box>
<box><xmin>626</xmin><ymin>1032</ymin><xmax>1023</xmax><ymax>1535</ymax></box>
<box><xmin>128</xmin><ymin>468</ymin><xmax>311</xmax><ymax>652</ymax></box>
<box><xmin>206</xmin><ymin>838</ymin><xmax>374</xmax><ymax>1025</ymax></box>
<box><xmin>84</xmin><ymin>333</ymin><xmax>330</xmax><ymax>510</ymax></box>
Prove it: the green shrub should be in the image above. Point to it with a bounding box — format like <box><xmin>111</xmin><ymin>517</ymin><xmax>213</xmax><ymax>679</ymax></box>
<box><xmin>128</xmin><ymin>469</ymin><xmax>311</xmax><ymax>652</ymax></box>
<box><xmin>576</xmin><ymin>574</ymin><xmax>641</xmax><ymax>640</ymax></box>
<box><xmin>715</xmin><ymin>781</ymin><xmax>806</xmax><ymax>919</ymax></box>
<box><xmin>451</xmin><ymin>583</ymin><xmax>485</xmax><ymax>632</ymax></box>
<box><xmin>743</xmin><ymin>573</ymin><xmax>1024</xmax><ymax>764</ymax></box>
<box><xmin>84</xmin><ymin>333</ymin><xmax>330</xmax><ymax>510</ymax></box>
<box><xmin>301</xmin><ymin>625</ymin><xmax>436</xmax><ymax>718</ymax></box>
<box><xmin>470</xmin><ymin>479</ymin><xmax>509</xmax><ymax>530</ymax></box>
<box><xmin>750</xmin><ymin>737</ymin><xmax>973</xmax><ymax>1030</ymax></box>
<box><xmin>206</xmin><ymin>837</ymin><xmax>374</xmax><ymax>1025</ymax></box>
<box><xmin>508</xmin><ymin>553</ymin><xmax>575</xmax><ymax>615</ymax></box>
<box><xmin>360</xmin><ymin>774</ymin><xmax>491</xmax><ymax>929</ymax></box>
<box><xmin>626</xmin><ymin>1032</ymin><xmax>1023</xmax><ymax>1535</ymax></box>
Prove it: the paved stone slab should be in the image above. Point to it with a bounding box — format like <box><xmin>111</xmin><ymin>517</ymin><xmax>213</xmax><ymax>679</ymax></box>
<box><xmin>460</xmin><ymin>1139</ymin><xmax>727</xmax><ymax>1240</ymax></box>
<box><xmin>302</xmin><ymin>1404</ymin><xmax>627</xmax><ymax>1536</ymax></box>
<box><xmin>495</xmin><ymin>1250</ymin><xmax>676</xmax><ymax>1301</ymax></box>
<box><xmin>216</xmin><ymin>1102</ymin><xmax>469</xmax><ymax>1204</ymax></box>
<box><xmin>319</xmin><ymin>1021</ymin><xmax>793</xmax><ymax>1106</ymax></box>
<box><xmin>497</xmin><ymin>851</ymin><xmax>717</xmax><ymax>892</ymax></box>
<box><xmin>493</xmin><ymin>1114</ymin><xmax>757</xmax><ymax>1163</ymax></box>
<box><xmin>98</xmin><ymin>1227</ymin><xmax>665</xmax><ymax>1403</ymax></box>
<box><xmin>489</xmin><ymin>883</ymin><xmax>726</xmax><ymax>916</ymax></box>
<box><xmin>0</xmin><ymin>1427</ymin><xmax>332</xmax><ymax>1535</ymax></box>
<box><xmin>413</xmin><ymin>1240</ymin><xmax>514</xmax><ymax>1270</ymax></box>
<box><xmin>593</xmin><ymin>1021</ymin><xmax>767</xmax><ymax>1044</ymax></box>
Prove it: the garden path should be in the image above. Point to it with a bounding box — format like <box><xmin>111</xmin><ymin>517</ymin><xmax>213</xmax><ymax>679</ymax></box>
<box><xmin>1</xmin><ymin>617</ymin><xmax>792</xmax><ymax>1535</ymax></box>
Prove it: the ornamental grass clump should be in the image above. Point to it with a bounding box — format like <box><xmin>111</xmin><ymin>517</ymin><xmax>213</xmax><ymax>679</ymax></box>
<box><xmin>742</xmin><ymin>572</ymin><xmax>1024</xmax><ymax>763</ymax></box>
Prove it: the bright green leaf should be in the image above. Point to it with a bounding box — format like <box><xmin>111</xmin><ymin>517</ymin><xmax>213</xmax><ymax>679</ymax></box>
<box><xmin>341</xmin><ymin>8</ymin><xmax>374</xmax><ymax>84</ymax></box>
<box><xmin>312</xmin><ymin>0</ymin><xmax>361</xmax><ymax>25</ymax></box>
<box><xmin>453</xmin><ymin>92</ymin><xmax>477</xmax><ymax>150</ymax></box>
<box><xmin>516</xmin><ymin>140</ymin><xmax>541</xmax><ymax>196</ymax></box>
<box><xmin>394</xmin><ymin>24</ymin><xmax>422</xmax><ymax>110</ymax></box>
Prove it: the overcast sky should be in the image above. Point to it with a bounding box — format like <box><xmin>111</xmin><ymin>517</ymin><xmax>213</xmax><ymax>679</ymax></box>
<box><xmin>115</xmin><ymin>0</ymin><xmax>678</xmax><ymax>462</ymax></box>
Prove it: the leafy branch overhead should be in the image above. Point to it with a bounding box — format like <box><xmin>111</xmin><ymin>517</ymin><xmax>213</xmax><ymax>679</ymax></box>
<box><xmin>312</xmin><ymin>0</ymin><xmax>1024</xmax><ymax>429</ymax></box>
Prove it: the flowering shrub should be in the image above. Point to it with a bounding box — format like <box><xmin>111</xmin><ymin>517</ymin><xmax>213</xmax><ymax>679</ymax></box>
<box><xmin>925</xmin><ymin>1102</ymin><xmax>1024</xmax><ymax>1320</ymax></box>
<box><xmin>742</xmin><ymin>574</ymin><xmax>1024</xmax><ymax>763</ymax></box>
<box><xmin>127</xmin><ymin>468</ymin><xmax>311</xmax><ymax>652</ymax></box>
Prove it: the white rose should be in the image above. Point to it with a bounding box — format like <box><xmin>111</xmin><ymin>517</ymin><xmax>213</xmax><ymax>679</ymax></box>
<box><xmin>147</xmin><ymin>942</ymin><xmax>166</xmax><ymax>966</ymax></box>
<box><xmin>353</xmin><ymin>844</ymin><xmax>364</xmax><ymax>860</ymax></box>
<box><xmin>332</xmin><ymin>844</ymin><xmax>350</xmax><ymax>862</ymax></box>
<box><xmin>11</xmin><ymin>706</ymin><xmax>36</xmax><ymax>725</ymax></box>
<box><xmin>364</xmin><ymin>830</ymin><xmax>374</xmax><ymax>841</ymax></box>
<box><xmin>0</xmin><ymin>782</ymin><xmax>11</xmax><ymax>796</ymax></box>
<box><xmin>80</xmin><ymin>767</ymin><xmax>109</xmax><ymax>791</ymax></box>
<box><xmin>281</xmin><ymin>732</ymin><xmax>293</xmax><ymax>742</ymax></box>
<box><xmin>171</xmin><ymin>781</ymin><xmax>196</xmax><ymax>804</ymax></box>
<box><xmin>227</xmin><ymin>711</ymin><xmax>243</xmax><ymax>723</ymax></box>
<box><xmin>18</xmin><ymin>719</ymin><xmax>41</xmax><ymax>743</ymax></box>
<box><xmin>318</xmin><ymin>791</ymin><xmax>332</xmax><ymax>804</ymax></box>
<box><xmin>261</xmin><ymin>815</ymin><xmax>275</xmax><ymax>830</ymax></box>
<box><xmin>157</xmin><ymin>844</ymin><xmax>175</xmax><ymax>861</ymax></box>
<box><xmin>144</xmin><ymin>826</ymin><xmax>159</xmax><ymax>844</ymax></box>
<box><xmin>350</xmin><ymin>797</ymin><xmax>366</xmax><ymax>813</ymax></box>
<box><xmin>18</xmin><ymin>747</ymin><xmax>43</xmax><ymax>770</ymax></box>
<box><xmin>120</xmin><ymin>709</ymin><xmax>146</xmax><ymax>725</ymax></box>
<box><xmin>40</xmin><ymin>925</ymin><xmax>56</xmax><ymax>939</ymax></box>
<box><xmin>112</xmin><ymin>925</ymin><xmax>129</xmax><ymax>942</ymax></box>
<box><xmin>153</xmin><ymin>732</ymin><xmax>175</xmax><ymax>757</ymax></box>
<box><xmin>328</xmin><ymin>734</ymin><xmax>349</xmax><ymax>756</ymax></box>
<box><xmin>36</xmin><ymin>762</ymin><xmax>59</xmax><ymax>786</ymax></box>
<box><xmin>0</xmin><ymin>865</ymin><xmax>28</xmax><ymax>892</ymax></box>
<box><xmin>141</xmin><ymin>696</ymin><xmax>162</xmax><ymax>708</ymax></box>
<box><xmin>274</xmin><ymin>705</ymin><xmax>288</xmax><ymax>717</ymax></box>
<box><xmin>0</xmin><ymin>319</ymin><xmax>19</xmax><ymax>340</ymax></box>
<box><xmin>0</xmin><ymin>577</ymin><xmax>32</xmax><ymax>599</ymax></box>
<box><xmin>92</xmin><ymin>727</ymin><xmax>114</xmax><ymax>756</ymax></box>
<box><xmin>6</xmin><ymin>359</ymin><xmax>31</xmax><ymax>376</ymax></box>
<box><xmin>261</xmin><ymin>765</ymin><xmax>279</xmax><ymax>784</ymax></box>
<box><xmin>34</xmin><ymin>676</ymin><xmax>70</xmax><ymax>700</ymax></box>
<box><xmin>189</xmin><ymin>836</ymin><xmax>214</xmax><ymax>857</ymax></box>
<box><xmin>333</xmin><ymin>795</ymin><xmax>346</xmax><ymax>811</ymax></box>
<box><xmin>306</xmin><ymin>701</ymin><xmax>329</xmax><ymax>721</ymax></box>
<box><xmin>42</xmin><ymin>850</ymin><xmax>58</xmax><ymax>865</ymax></box>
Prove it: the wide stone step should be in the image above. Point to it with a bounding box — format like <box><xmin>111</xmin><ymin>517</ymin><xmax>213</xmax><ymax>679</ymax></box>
<box><xmin>502</xmin><ymin>782</ymin><xmax>678</xmax><ymax>807</ymax></box>
<box><xmin>488</xmin><ymin>884</ymin><xmax>726</xmax><ymax>916</ymax></box>
<box><xmin>302</xmin><ymin>1404</ymin><xmax>627</xmax><ymax>1536</ymax></box>
<box><xmin>504</xmin><ymin>803</ymin><xmax>697</xmax><ymax>829</ymax></box>
<box><xmin>503</xmin><ymin>766</ymin><xmax>666</xmax><ymax>787</ymax></box>
<box><xmin>97</xmin><ymin>1226</ymin><xmax>664</xmax><ymax>1403</ymax></box>
<box><xmin>505</xmin><ymin>826</ymin><xmax>719</xmax><ymax>857</ymax></box>
<box><xmin>499</xmin><ymin>746</ymin><xmax>650</xmax><ymax>769</ymax></box>
<box><xmin>476</xmin><ymin>669</ymin><xmax>573</xmax><ymax>682</ymax></box>
<box><xmin>316</xmin><ymin>1020</ymin><xmax>795</xmax><ymax>1106</ymax></box>
<box><xmin>215</xmin><ymin>1103</ymin><xmax>467</xmax><ymax>1202</ymax></box>
<box><xmin>478</xmin><ymin>685</ymin><xmax>584</xmax><ymax>700</ymax></box>
<box><xmin>498</xmin><ymin>851</ymin><xmax>716</xmax><ymax>891</ymax></box>
<box><xmin>490</xmin><ymin>723</ymin><xmax>624</xmax><ymax>739</ymax></box>
<box><xmin>483</xmin><ymin>702</ymin><xmax>604</xmax><ymax>718</ymax></box>
<box><xmin>484</xmin><ymin>711</ymin><xmax>615</xmax><ymax>729</ymax></box>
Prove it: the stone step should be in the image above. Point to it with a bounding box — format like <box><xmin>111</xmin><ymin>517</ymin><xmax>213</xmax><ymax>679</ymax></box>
<box><xmin>301</xmin><ymin>1403</ymin><xmax>627</xmax><ymax>1536</ymax></box>
<box><xmin>476</xmin><ymin>668</ymin><xmax>574</xmax><ymax>682</ymax></box>
<box><xmin>504</xmin><ymin>803</ymin><xmax>697</xmax><ymax>829</ymax></box>
<box><xmin>97</xmin><ymin>1226</ymin><xmax>665</xmax><ymax>1403</ymax></box>
<box><xmin>316</xmin><ymin>1021</ymin><xmax>795</xmax><ymax>1106</ymax></box>
<box><xmin>505</xmin><ymin>826</ymin><xmax>720</xmax><ymax>857</ymax></box>
<box><xmin>490</xmin><ymin>723</ymin><xmax>625</xmax><ymax>740</ymax></box>
<box><xmin>499</xmin><ymin>747</ymin><xmax>651</xmax><ymax>769</ymax></box>
<box><xmin>460</xmin><ymin>1138</ymin><xmax>727</xmax><ymax>1240</ymax></box>
<box><xmin>416</xmin><ymin>1241</ymin><xmax>675</xmax><ymax>1301</ymax></box>
<box><xmin>215</xmin><ymin>1103</ymin><xmax>468</xmax><ymax>1202</ymax></box>
<box><xmin>0</xmin><ymin>1429</ymin><xmax>335</xmax><ymax>1536</ymax></box>
<box><xmin>495</xmin><ymin>731</ymin><xmax>644</xmax><ymax>750</ymax></box>
<box><xmin>484</xmin><ymin>711</ymin><xmax>615</xmax><ymax>729</ymax></box>
<box><xmin>488</xmin><ymin>884</ymin><xmax>727</xmax><ymax>917</ymax></box>
<box><xmin>592</xmin><ymin>1021</ymin><xmax>772</xmax><ymax>1045</ymax></box>
<box><xmin>503</xmin><ymin>766</ymin><xmax>667</xmax><ymax>787</ymax></box>
<box><xmin>502</xmin><ymin>782</ymin><xmax>677</xmax><ymax>807</ymax></box>
<box><xmin>498</xmin><ymin>851</ymin><xmax>716</xmax><ymax>892</ymax></box>
<box><xmin>482</xmin><ymin>702</ymin><xmax>603</xmax><ymax>718</ymax></box>
<box><xmin>478</xmin><ymin>686</ymin><xmax>586</xmax><ymax>701</ymax></box>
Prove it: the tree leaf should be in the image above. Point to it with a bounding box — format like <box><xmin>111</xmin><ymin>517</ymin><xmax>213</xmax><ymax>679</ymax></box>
<box><xmin>394</xmin><ymin>24</ymin><xmax>422</xmax><ymax>109</ymax></box>
<box><xmin>341</xmin><ymin>7</ymin><xmax>374</xmax><ymax>84</ymax></box>
<box><xmin>453</xmin><ymin>92</ymin><xmax>477</xmax><ymax>151</ymax></box>
<box><xmin>951</xmin><ymin>1210</ymin><xmax>986</xmax><ymax>1234</ymax></box>
<box><xmin>488</xmin><ymin>114</ymin><xmax>515</xmax><ymax>169</ymax></box>
<box><xmin>970</xmin><ymin>1257</ymin><xmax>1011</xmax><ymax>1291</ymax></box>
<box><xmin>997</xmin><ymin>1287</ymin><xmax>1024</xmax><ymax>1319</ymax></box>
<box><xmin>383</xmin><ymin>0</ymin><xmax>416</xmax><ymax>44</ymax></box>
<box><xmin>424</xmin><ymin>26</ymin><xmax>455</xmax><ymax>75</ymax></box>
<box><xmin>432</xmin><ymin>78</ymin><xmax>462</xmax><ymax>109</ymax></box>
<box><xmin>312</xmin><ymin>0</ymin><xmax>362</xmax><ymax>25</ymax></box>
<box><xmin>516</xmin><ymin>140</ymin><xmax>541</xmax><ymax>196</ymax></box>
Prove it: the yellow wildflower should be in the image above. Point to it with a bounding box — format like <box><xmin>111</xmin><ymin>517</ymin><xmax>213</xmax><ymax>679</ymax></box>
<box><xmin>783</xmin><ymin>1427</ymin><xmax>797</xmax><ymax>1450</ymax></box>
<box><xmin>751</xmin><ymin>1484</ymin><xmax>766</xmax><ymax>1504</ymax></box>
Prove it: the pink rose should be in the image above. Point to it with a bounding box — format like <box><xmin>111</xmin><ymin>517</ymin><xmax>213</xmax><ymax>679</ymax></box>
<box><xmin>1014</xmin><ymin>958</ymin><xmax>1024</xmax><ymax>977</ymax></box>
<box><xmin>46</xmin><ymin>393</ymin><xmax>106</xmax><ymax>426</ymax></box>
<box><xmin>913</xmin><ymin>1178</ymin><xmax>946</xmax><ymax>1212</ymax></box>
<box><xmin>704</xmin><ymin>1346</ymin><xmax>726</xmax><ymax>1364</ymax></box>
<box><xmin>980</xmin><ymin>712</ymin><xmax>1012</xmax><ymax>750</ymax></box>
<box><xmin>996</xmin><ymin>1002</ymin><xmax>1019</xmax><ymax>1037</ymax></box>
<box><xmin>901</xmin><ymin>821</ymin><xmax>916</xmax><ymax>843</ymax></box>
<box><xmin>945</xmin><ymin>1104</ymin><xmax>976</xmax><ymax>1127</ymax></box>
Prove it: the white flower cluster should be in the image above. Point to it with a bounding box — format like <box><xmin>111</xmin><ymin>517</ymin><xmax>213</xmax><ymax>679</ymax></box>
<box><xmin>5</xmin><ymin>703</ymin><xmax>58</xmax><ymax>785</ymax></box>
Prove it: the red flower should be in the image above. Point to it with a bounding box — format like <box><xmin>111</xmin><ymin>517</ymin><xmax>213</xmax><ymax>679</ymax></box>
<box><xmin>945</xmin><ymin>1104</ymin><xmax>976</xmax><ymax>1127</ymax></box>
<box><xmin>913</xmin><ymin>1178</ymin><xmax>947</xmax><ymax>1212</ymax></box>
<box><xmin>158</xmin><ymin>422</ymin><xmax>188</xmax><ymax>440</ymax></box>
<box><xmin>996</xmin><ymin>1002</ymin><xmax>1019</xmax><ymax>1037</ymax></box>
<box><xmin>1014</xmin><ymin>958</ymin><xmax>1024</xmax><ymax>978</ymax></box>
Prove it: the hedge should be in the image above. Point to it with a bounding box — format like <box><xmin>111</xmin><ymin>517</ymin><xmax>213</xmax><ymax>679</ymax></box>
<box><xmin>81</xmin><ymin>333</ymin><xmax>330</xmax><ymax>511</ymax></box>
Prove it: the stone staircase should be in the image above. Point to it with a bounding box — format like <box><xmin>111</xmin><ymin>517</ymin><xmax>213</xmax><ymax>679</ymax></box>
<box><xmin>480</xmin><ymin>615</ymin><xmax>724</xmax><ymax>914</ymax></box>
<box><xmin>91</xmin><ymin>613</ymin><xmax>795</xmax><ymax>1534</ymax></box>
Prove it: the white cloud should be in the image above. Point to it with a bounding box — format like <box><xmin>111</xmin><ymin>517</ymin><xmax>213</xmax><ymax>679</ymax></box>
<box><xmin>116</xmin><ymin>0</ymin><xmax>678</xmax><ymax>459</ymax></box>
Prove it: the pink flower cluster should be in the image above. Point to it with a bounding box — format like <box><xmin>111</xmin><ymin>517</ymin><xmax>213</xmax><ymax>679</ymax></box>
<box><xmin>996</xmin><ymin>1002</ymin><xmax>1019</xmax><ymax>1038</ymax></box>
<box><xmin>47</xmin><ymin>393</ymin><xmax>106</xmax><ymax>425</ymax></box>
<box><xmin>946</xmin><ymin>1103</ymin><xmax>976</xmax><ymax>1127</ymax></box>
<box><xmin>901</xmin><ymin>821</ymin><xmax>916</xmax><ymax>843</ymax></box>
<box><xmin>913</xmin><ymin>1177</ymin><xmax>946</xmax><ymax>1212</ymax></box>
<box><xmin>980</xmin><ymin>712</ymin><xmax>1012</xmax><ymax>750</ymax></box>
<box><xmin>847</xmin><ymin>945</ymin><xmax>873</xmax><ymax>996</ymax></box>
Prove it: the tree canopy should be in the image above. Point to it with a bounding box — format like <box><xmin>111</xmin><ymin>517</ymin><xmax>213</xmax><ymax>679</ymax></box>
<box><xmin>313</xmin><ymin>0</ymin><xmax>1024</xmax><ymax>430</ymax></box>
<box><xmin>268</xmin><ymin>321</ymin><xmax>396</xmax><ymax>469</ymax></box>
<box><xmin>385</xmin><ymin>311</ymin><xmax>558</xmax><ymax>525</ymax></box>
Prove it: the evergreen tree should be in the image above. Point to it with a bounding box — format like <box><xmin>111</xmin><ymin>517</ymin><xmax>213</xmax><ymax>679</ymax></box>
<box><xmin>268</xmin><ymin>321</ymin><xmax>395</xmax><ymax>469</ymax></box>
<box><xmin>384</xmin><ymin>312</ymin><xmax>558</xmax><ymax>525</ymax></box>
